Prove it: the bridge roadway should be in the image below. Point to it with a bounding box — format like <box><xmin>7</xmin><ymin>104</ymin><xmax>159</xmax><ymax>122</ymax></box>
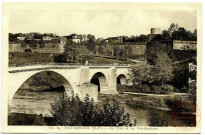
<box><xmin>8</xmin><ymin>63</ymin><xmax>132</xmax><ymax>104</ymax></box>
<box><xmin>8</xmin><ymin>63</ymin><xmax>131</xmax><ymax>73</ymax></box>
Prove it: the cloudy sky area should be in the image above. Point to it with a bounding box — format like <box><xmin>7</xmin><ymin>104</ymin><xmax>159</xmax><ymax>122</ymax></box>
<box><xmin>9</xmin><ymin>9</ymin><xmax>196</xmax><ymax>38</ymax></box>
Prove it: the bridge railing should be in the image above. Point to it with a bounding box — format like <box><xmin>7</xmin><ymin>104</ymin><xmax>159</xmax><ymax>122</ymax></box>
<box><xmin>9</xmin><ymin>62</ymin><xmax>130</xmax><ymax>68</ymax></box>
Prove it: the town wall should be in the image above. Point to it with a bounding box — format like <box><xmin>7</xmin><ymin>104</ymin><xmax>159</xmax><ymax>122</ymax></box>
<box><xmin>96</xmin><ymin>44</ymin><xmax>146</xmax><ymax>56</ymax></box>
<box><xmin>9</xmin><ymin>43</ymin><xmax>146</xmax><ymax>56</ymax></box>
<box><xmin>173</xmin><ymin>40</ymin><xmax>197</xmax><ymax>50</ymax></box>
<box><xmin>9</xmin><ymin>43</ymin><xmax>64</xmax><ymax>54</ymax></box>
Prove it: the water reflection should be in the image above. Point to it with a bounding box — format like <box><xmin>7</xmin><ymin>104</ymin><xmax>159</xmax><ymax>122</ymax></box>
<box><xmin>10</xmin><ymin>89</ymin><xmax>196</xmax><ymax>126</ymax></box>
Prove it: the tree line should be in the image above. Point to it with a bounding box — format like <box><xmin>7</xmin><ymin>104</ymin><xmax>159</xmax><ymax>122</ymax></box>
<box><xmin>161</xmin><ymin>23</ymin><xmax>197</xmax><ymax>41</ymax></box>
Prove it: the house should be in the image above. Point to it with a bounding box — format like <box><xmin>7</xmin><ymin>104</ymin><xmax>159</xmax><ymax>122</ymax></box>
<box><xmin>105</xmin><ymin>36</ymin><xmax>123</xmax><ymax>43</ymax></box>
<box><xmin>60</xmin><ymin>34</ymin><xmax>88</xmax><ymax>44</ymax></box>
<box><xmin>17</xmin><ymin>37</ymin><xmax>26</xmax><ymax>41</ymax></box>
<box><xmin>68</xmin><ymin>34</ymin><xmax>81</xmax><ymax>43</ymax></box>
<box><xmin>42</xmin><ymin>36</ymin><xmax>52</xmax><ymax>41</ymax></box>
<box><xmin>16</xmin><ymin>33</ymin><xmax>26</xmax><ymax>41</ymax></box>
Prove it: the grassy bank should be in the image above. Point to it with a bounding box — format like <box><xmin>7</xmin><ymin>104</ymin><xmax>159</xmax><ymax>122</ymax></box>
<box><xmin>98</xmin><ymin>90</ymin><xmax>188</xmax><ymax>111</ymax></box>
<box><xmin>117</xmin><ymin>84</ymin><xmax>181</xmax><ymax>94</ymax></box>
<box><xmin>9</xmin><ymin>52</ymin><xmax>131</xmax><ymax>65</ymax></box>
<box><xmin>9</xmin><ymin>52</ymin><xmax>59</xmax><ymax>65</ymax></box>
<box><xmin>98</xmin><ymin>93</ymin><xmax>134</xmax><ymax>103</ymax></box>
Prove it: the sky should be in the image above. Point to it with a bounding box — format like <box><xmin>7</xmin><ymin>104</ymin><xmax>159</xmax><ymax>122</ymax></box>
<box><xmin>9</xmin><ymin>8</ymin><xmax>197</xmax><ymax>38</ymax></box>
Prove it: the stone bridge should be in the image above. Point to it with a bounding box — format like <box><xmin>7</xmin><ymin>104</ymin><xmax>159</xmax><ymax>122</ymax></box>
<box><xmin>8</xmin><ymin>63</ymin><xmax>132</xmax><ymax>104</ymax></box>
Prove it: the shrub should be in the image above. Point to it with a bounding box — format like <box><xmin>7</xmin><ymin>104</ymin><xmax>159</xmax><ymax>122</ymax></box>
<box><xmin>151</xmin><ymin>85</ymin><xmax>161</xmax><ymax>94</ymax></box>
<box><xmin>147</xmin><ymin>98</ymin><xmax>166</xmax><ymax>108</ymax></box>
<box><xmin>126</xmin><ymin>100</ymin><xmax>145</xmax><ymax>108</ymax></box>
<box><xmin>164</xmin><ymin>96</ymin><xmax>180</xmax><ymax>108</ymax></box>
<box><xmin>134</xmin><ymin>84</ymin><xmax>151</xmax><ymax>93</ymax></box>
<box><xmin>151</xmin><ymin>84</ymin><xmax>175</xmax><ymax>94</ymax></box>
<box><xmin>48</xmin><ymin>94</ymin><xmax>136</xmax><ymax>126</ymax></box>
<box><xmin>148</xmin><ymin>112</ymin><xmax>168</xmax><ymax>126</ymax></box>
<box><xmin>160</xmin><ymin>84</ymin><xmax>174</xmax><ymax>93</ymax></box>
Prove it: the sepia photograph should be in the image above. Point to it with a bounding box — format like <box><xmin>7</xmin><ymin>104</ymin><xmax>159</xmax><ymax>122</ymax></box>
<box><xmin>1</xmin><ymin>2</ymin><xmax>202</xmax><ymax>133</ymax></box>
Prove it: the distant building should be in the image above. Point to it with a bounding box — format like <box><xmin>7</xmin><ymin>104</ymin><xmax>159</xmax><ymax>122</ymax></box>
<box><xmin>65</xmin><ymin>34</ymin><xmax>88</xmax><ymax>43</ymax></box>
<box><xmin>16</xmin><ymin>33</ymin><xmax>26</xmax><ymax>41</ymax></box>
<box><xmin>42</xmin><ymin>36</ymin><xmax>52</xmax><ymax>41</ymax></box>
<box><xmin>68</xmin><ymin>34</ymin><xmax>81</xmax><ymax>43</ymax></box>
<box><xmin>151</xmin><ymin>28</ymin><xmax>161</xmax><ymax>34</ymax></box>
<box><xmin>148</xmin><ymin>28</ymin><xmax>161</xmax><ymax>41</ymax></box>
<box><xmin>17</xmin><ymin>37</ymin><xmax>26</xmax><ymax>41</ymax></box>
<box><xmin>81</xmin><ymin>34</ymin><xmax>88</xmax><ymax>42</ymax></box>
<box><xmin>25</xmin><ymin>33</ymin><xmax>34</xmax><ymax>40</ymax></box>
<box><xmin>105</xmin><ymin>36</ymin><xmax>123</xmax><ymax>43</ymax></box>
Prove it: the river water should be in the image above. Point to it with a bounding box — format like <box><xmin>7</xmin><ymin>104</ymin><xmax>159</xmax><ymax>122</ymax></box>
<box><xmin>10</xmin><ymin>88</ymin><xmax>193</xmax><ymax>126</ymax></box>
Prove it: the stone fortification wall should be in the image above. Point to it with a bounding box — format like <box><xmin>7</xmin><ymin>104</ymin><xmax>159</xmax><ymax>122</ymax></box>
<box><xmin>9</xmin><ymin>43</ymin><xmax>146</xmax><ymax>56</ymax></box>
<box><xmin>173</xmin><ymin>40</ymin><xmax>197</xmax><ymax>50</ymax></box>
<box><xmin>96</xmin><ymin>44</ymin><xmax>146</xmax><ymax>56</ymax></box>
<box><xmin>9</xmin><ymin>43</ymin><xmax>64</xmax><ymax>54</ymax></box>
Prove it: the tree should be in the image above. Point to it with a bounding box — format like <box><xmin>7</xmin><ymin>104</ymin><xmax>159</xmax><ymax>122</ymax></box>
<box><xmin>123</xmin><ymin>45</ymin><xmax>132</xmax><ymax>59</ymax></box>
<box><xmin>39</xmin><ymin>40</ymin><xmax>45</xmax><ymax>48</ymax></box>
<box><xmin>33</xmin><ymin>32</ymin><xmax>42</xmax><ymax>39</ymax></box>
<box><xmin>131</xmin><ymin>65</ymin><xmax>154</xmax><ymax>85</ymax></box>
<box><xmin>54</xmin><ymin>40</ymin><xmax>80</xmax><ymax>63</ymax></box>
<box><xmin>170</xmin><ymin>26</ymin><xmax>197</xmax><ymax>41</ymax></box>
<box><xmin>193</xmin><ymin>29</ymin><xmax>197</xmax><ymax>41</ymax></box>
<box><xmin>114</xmin><ymin>47</ymin><xmax>123</xmax><ymax>59</ymax></box>
<box><xmin>28</xmin><ymin>40</ymin><xmax>37</xmax><ymax>48</ymax></box>
<box><xmin>98</xmin><ymin>44</ymin><xmax>105</xmax><ymax>56</ymax></box>
<box><xmin>146</xmin><ymin>41</ymin><xmax>168</xmax><ymax>64</ymax></box>
<box><xmin>9</xmin><ymin>33</ymin><xmax>18</xmax><ymax>42</ymax></box>
<box><xmin>137</xmin><ymin>34</ymin><xmax>148</xmax><ymax>42</ymax></box>
<box><xmin>146</xmin><ymin>41</ymin><xmax>174</xmax><ymax>85</ymax></box>
<box><xmin>168</xmin><ymin>23</ymin><xmax>179</xmax><ymax>35</ymax></box>
<box><xmin>152</xmin><ymin>51</ymin><xmax>174</xmax><ymax>85</ymax></box>
<box><xmin>86</xmin><ymin>34</ymin><xmax>96</xmax><ymax>53</ymax></box>
<box><xmin>161</xmin><ymin>23</ymin><xmax>197</xmax><ymax>41</ymax></box>
<box><xmin>48</xmin><ymin>94</ymin><xmax>136</xmax><ymax>126</ymax></box>
<box><xmin>63</xmin><ymin>40</ymin><xmax>80</xmax><ymax>63</ymax></box>
<box><xmin>161</xmin><ymin>30</ymin><xmax>170</xmax><ymax>40</ymax></box>
<box><xmin>20</xmin><ymin>41</ymin><xmax>27</xmax><ymax>48</ymax></box>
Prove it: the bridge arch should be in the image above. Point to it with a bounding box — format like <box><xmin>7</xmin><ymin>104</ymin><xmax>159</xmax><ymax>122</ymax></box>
<box><xmin>10</xmin><ymin>70</ymin><xmax>75</xmax><ymax>103</ymax></box>
<box><xmin>90</xmin><ymin>72</ymin><xmax>108</xmax><ymax>92</ymax></box>
<box><xmin>117</xmin><ymin>74</ymin><xmax>128</xmax><ymax>85</ymax></box>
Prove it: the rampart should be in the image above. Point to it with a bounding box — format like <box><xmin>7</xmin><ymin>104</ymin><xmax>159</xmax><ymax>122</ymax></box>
<box><xmin>9</xmin><ymin>43</ymin><xmax>64</xmax><ymax>53</ymax></box>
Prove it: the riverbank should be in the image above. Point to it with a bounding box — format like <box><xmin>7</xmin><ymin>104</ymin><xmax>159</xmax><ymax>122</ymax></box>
<box><xmin>9</xmin><ymin>92</ymin><xmax>194</xmax><ymax>126</ymax></box>
<box><xmin>8</xmin><ymin>113</ymin><xmax>47</xmax><ymax>125</ymax></box>
<box><xmin>98</xmin><ymin>92</ymin><xmax>189</xmax><ymax>111</ymax></box>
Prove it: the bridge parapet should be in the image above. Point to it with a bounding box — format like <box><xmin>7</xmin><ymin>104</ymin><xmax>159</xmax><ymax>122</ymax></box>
<box><xmin>8</xmin><ymin>63</ymin><xmax>131</xmax><ymax>73</ymax></box>
<box><xmin>9</xmin><ymin>62</ymin><xmax>130</xmax><ymax>68</ymax></box>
